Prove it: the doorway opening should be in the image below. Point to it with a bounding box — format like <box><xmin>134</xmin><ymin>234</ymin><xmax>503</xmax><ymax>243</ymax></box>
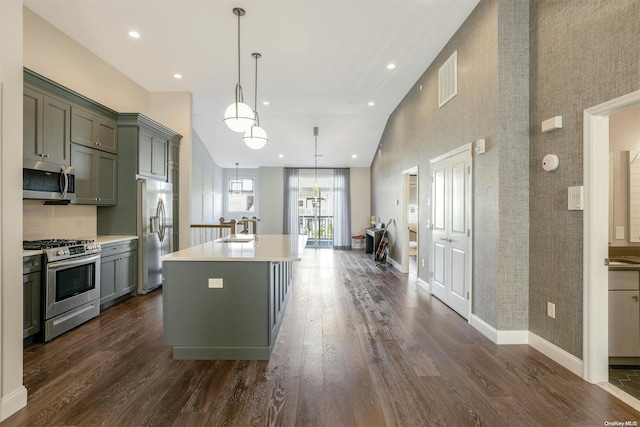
<box><xmin>583</xmin><ymin>90</ymin><xmax>640</xmax><ymax>399</ymax></box>
<box><xmin>298</xmin><ymin>169</ymin><xmax>334</xmax><ymax>248</ymax></box>
<box><xmin>401</xmin><ymin>167</ymin><xmax>419</xmax><ymax>277</ymax></box>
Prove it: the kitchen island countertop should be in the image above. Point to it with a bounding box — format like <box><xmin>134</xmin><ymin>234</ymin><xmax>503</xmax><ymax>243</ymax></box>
<box><xmin>162</xmin><ymin>234</ymin><xmax>306</xmax><ymax>262</ymax></box>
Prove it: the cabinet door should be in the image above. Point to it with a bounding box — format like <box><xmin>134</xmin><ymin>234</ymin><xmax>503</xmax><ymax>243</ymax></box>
<box><xmin>71</xmin><ymin>143</ymin><xmax>97</xmax><ymax>203</ymax></box>
<box><xmin>152</xmin><ymin>136</ymin><xmax>167</xmax><ymax>178</ymax></box>
<box><xmin>71</xmin><ymin>107</ymin><xmax>117</xmax><ymax>154</ymax></box>
<box><xmin>96</xmin><ymin>151</ymin><xmax>117</xmax><ymax>205</ymax></box>
<box><xmin>23</xmin><ymin>86</ymin><xmax>44</xmax><ymax>162</ymax></box>
<box><xmin>609</xmin><ymin>290</ymin><xmax>640</xmax><ymax>357</ymax></box>
<box><xmin>100</xmin><ymin>256</ymin><xmax>117</xmax><ymax>303</ymax></box>
<box><xmin>169</xmin><ymin>141</ymin><xmax>180</xmax><ymax>166</ymax></box>
<box><xmin>71</xmin><ymin>144</ymin><xmax>117</xmax><ymax>205</ymax></box>
<box><xmin>23</xmin><ymin>271</ymin><xmax>41</xmax><ymax>338</ymax></box>
<box><xmin>117</xmin><ymin>251</ymin><xmax>138</xmax><ymax>294</ymax></box>
<box><xmin>42</xmin><ymin>95</ymin><xmax>71</xmax><ymax>166</ymax></box>
<box><xmin>97</xmin><ymin>119</ymin><xmax>117</xmax><ymax>153</ymax></box>
<box><xmin>138</xmin><ymin>128</ymin><xmax>167</xmax><ymax>180</ymax></box>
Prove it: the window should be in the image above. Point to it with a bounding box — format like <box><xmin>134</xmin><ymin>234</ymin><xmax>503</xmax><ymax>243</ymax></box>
<box><xmin>228</xmin><ymin>177</ymin><xmax>255</xmax><ymax>212</ymax></box>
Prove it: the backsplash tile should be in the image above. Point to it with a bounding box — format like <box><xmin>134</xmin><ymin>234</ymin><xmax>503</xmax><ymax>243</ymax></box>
<box><xmin>23</xmin><ymin>200</ymin><xmax>97</xmax><ymax>240</ymax></box>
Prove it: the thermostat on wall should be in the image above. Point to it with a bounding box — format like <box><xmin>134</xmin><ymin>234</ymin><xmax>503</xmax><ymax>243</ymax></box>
<box><xmin>542</xmin><ymin>154</ymin><xmax>559</xmax><ymax>171</ymax></box>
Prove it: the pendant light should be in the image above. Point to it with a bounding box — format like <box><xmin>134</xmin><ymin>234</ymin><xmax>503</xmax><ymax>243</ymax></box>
<box><xmin>243</xmin><ymin>53</ymin><xmax>268</xmax><ymax>150</ymax></box>
<box><xmin>223</xmin><ymin>8</ymin><xmax>255</xmax><ymax>133</ymax></box>
<box><xmin>313</xmin><ymin>127</ymin><xmax>320</xmax><ymax>196</ymax></box>
<box><xmin>231</xmin><ymin>162</ymin><xmax>243</xmax><ymax>194</ymax></box>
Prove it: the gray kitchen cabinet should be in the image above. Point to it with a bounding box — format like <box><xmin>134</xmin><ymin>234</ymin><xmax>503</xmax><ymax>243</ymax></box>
<box><xmin>100</xmin><ymin>240</ymin><xmax>138</xmax><ymax>307</ymax></box>
<box><xmin>168</xmin><ymin>162</ymin><xmax>179</xmax><ymax>250</ymax></box>
<box><xmin>138</xmin><ymin>128</ymin><xmax>168</xmax><ymax>180</ymax></box>
<box><xmin>71</xmin><ymin>106</ymin><xmax>117</xmax><ymax>154</ymax></box>
<box><xmin>23</xmin><ymin>85</ymin><xmax>71</xmax><ymax>166</ymax></box>
<box><xmin>23</xmin><ymin>255</ymin><xmax>42</xmax><ymax>339</ymax></box>
<box><xmin>71</xmin><ymin>143</ymin><xmax>117</xmax><ymax>205</ymax></box>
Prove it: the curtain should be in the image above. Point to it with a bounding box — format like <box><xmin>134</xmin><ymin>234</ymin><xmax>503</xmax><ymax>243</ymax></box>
<box><xmin>333</xmin><ymin>168</ymin><xmax>351</xmax><ymax>249</ymax></box>
<box><xmin>283</xmin><ymin>168</ymin><xmax>299</xmax><ymax>235</ymax></box>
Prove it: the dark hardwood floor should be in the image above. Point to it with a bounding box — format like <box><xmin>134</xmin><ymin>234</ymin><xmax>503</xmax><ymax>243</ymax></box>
<box><xmin>4</xmin><ymin>249</ymin><xmax>640</xmax><ymax>426</ymax></box>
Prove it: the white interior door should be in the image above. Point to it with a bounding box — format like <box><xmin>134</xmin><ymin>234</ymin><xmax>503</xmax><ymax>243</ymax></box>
<box><xmin>430</xmin><ymin>148</ymin><xmax>471</xmax><ymax>319</ymax></box>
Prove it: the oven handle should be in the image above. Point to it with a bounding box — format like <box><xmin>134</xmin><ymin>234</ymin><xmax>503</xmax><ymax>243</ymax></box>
<box><xmin>47</xmin><ymin>254</ymin><xmax>101</xmax><ymax>270</ymax></box>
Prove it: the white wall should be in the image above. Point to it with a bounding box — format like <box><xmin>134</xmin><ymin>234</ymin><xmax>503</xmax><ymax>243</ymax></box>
<box><xmin>350</xmin><ymin>167</ymin><xmax>371</xmax><ymax>236</ymax></box>
<box><xmin>1</xmin><ymin>1</ymin><xmax>28</xmax><ymax>420</ymax></box>
<box><xmin>259</xmin><ymin>167</ymin><xmax>284</xmax><ymax>234</ymax></box>
<box><xmin>190</xmin><ymin>131</ymin><xmax>223</xmax><ymax>226</ymax></box>
<box><xmin>23</xmin><ymin>7</ymin><xmax>149</xmax><ymax>114</ymax></box>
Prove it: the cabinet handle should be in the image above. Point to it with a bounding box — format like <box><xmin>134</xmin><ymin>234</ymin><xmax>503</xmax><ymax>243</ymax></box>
<box><xmin>43</xmin><ymin>154</ymin><xmax>49</xmax><ymax>158</ymax></box>
<box><xmin>633</xmin><ymin>295</ymin><xmax>638</xmax><ymax>302</ymax></box>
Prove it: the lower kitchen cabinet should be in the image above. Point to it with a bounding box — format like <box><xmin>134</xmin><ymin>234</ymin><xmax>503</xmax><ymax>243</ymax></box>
<box><xmin>100</xmin><ymin>240</ymin><xmax>138</xmax><ymax>307</ymax></box>
<box><xmin>23</xmin><ymin>255</ymin><xmax>42</xmax><ymax>339</ymax></box>
<box><xmin>608</xmin><ymin>270</ymin><xmax>640</xmax><ymax>360</ymax></box>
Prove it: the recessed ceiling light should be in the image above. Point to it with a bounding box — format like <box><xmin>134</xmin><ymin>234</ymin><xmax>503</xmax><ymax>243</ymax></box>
<box><xmin>387</xmin><ymin>63</ymin><xmax>396</xmax><ymax>70</ymax></box>
<box><xmin>173</xmin><ymin>73</ymin><xmax>182</xmax><ymax>79</ymax></box>
<box><xmin>263</xmin><ymin>101</ymin><xmax>270</xmax><ymax>106</ymax></box>
<box><xmin>128</xmin><ymin>31</ymin><xmax>141</xmax><ymax>39</ymax></box>
<box><xmin>368</xmin><ymin>101</ymin><xmax>375</xmax><ymax>106</ymax></box>
<box><xmin>352</xmin><ymin>154</ymin><xmax>357</xmax><ymax>159</ymax></box>
<box><xmin>278</xmin><ymin>154</ymin><xmax>284</xmax><ymax>158</ymax></box>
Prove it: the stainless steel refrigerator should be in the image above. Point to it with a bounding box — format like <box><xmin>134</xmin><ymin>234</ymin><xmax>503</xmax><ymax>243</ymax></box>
<box><xmin>137</xmin><ymin>179</ymin><xmax>173</xmax><ymax>294</ymax></box>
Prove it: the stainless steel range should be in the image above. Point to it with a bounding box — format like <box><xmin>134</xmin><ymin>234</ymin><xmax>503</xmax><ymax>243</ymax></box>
<box><xmin>23</xmin><ymin>239</ymin><xmax>101</xmax><ymax>341</ymax></box>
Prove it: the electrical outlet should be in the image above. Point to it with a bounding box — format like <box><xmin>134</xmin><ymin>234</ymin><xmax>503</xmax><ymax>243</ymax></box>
<box><xmin>421</xmin><ymin>259</ymin><xmax>425</xmax><ymax>267</ymax></box>
<box><xmin>208</xmin><ymin>278</ymin><xmax>223</xmax><ymax>289</ymax></box>
<box><xmin>616</xmin><ymin>226</ymin><xmax>625</xmax><ymax>240</ymax></box>
<box><xmin>547</xmin><ymin>302</ymin><xmax>555</xmax><ymax>319</ymax></box>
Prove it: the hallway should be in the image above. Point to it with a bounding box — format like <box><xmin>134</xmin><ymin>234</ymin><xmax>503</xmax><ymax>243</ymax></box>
<box><xmin>5</xmin><ymin>249</ymin><xmax>640</xmax><ymax>426</ymax></box>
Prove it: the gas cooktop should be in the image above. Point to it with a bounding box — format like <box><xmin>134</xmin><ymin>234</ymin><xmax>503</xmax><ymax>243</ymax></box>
<box><xmin>23</xmin><ymin>239</ymin><xmax>95</xmax><ymax>251</ymax></box>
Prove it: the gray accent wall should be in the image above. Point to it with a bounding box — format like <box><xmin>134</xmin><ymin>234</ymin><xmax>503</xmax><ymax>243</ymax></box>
<box><xmin>372</xmin><ymin>0</ymin><xmax>639</xmax><ymax>358</ymax></box>
<box><xmin>529</xmin><ymin>0</ymin><xmax>640</xmax><ymax>358</ymax></box>
<box><xmin>371</xmin><ymin>0</ymin><xmax>529</xmax><ymax>330</ymax></box>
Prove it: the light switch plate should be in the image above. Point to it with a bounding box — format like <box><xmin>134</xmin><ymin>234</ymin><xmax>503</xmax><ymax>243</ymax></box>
<box><xmin>615</xmin><ymin>226</ymin><xmax>625</xmax><ymax>240</ymax></box>
<box><xmin>208</xmin><ymin>278</ymin><xmax>223</xmax><ymax>289</ymax></box>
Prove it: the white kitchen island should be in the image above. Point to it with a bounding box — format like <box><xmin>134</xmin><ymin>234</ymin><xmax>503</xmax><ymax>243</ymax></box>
<box><xmin>162</xmin><ymin>234</ymin><xmax>306</xmax><ymax>360</ymax></box>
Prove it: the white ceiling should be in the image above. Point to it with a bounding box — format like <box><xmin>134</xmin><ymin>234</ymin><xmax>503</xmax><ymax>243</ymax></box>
<box><xmin>24</xmin><ymin>0</ymin><xmax>479</xmax><ymax>169</ymax></box>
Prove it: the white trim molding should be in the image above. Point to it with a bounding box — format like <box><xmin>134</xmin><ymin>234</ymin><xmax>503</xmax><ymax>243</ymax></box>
<box><xmin>0</xmin><ymin>386</ymin><xmax>27</xmax><ymax>422</ymax></box>
<box><xmin>416</xmin><ymin>277</ymin><xmax>430</xmax><ymax>294</ymax></box>
<box><xmin>387</xmin><ymin>256</ymin><xmax>401</xmax><ymax>271</ymax></box>
<box><xmin>529</xmin><ymin>332</ymin><xmax>583</xmax><ymax>378</ymax></box>
<box><xmin>583</xmin><ymin>90</ymin><xmax>640</xmax><ymax>384</ymax></box>
<box><xmin>470</xmin><ymin>315</ymin><xmax>528</xmax><ymax>344</ymax></box>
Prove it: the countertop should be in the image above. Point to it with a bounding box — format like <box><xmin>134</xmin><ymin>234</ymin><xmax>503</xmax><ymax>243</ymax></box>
<box><xmin>22</xmin><ymin>235</ymin><xmax>138</xmax><ymax>257</ymax></box>
<box><xmin>608</xmin><ymin>256</ymin><xmax>640</xmax><ymax>271</ymax></box>
<box><xmin>163</xmin><ymin>234</ymin><xmax>307</xmax><ymax>262</ymax></box>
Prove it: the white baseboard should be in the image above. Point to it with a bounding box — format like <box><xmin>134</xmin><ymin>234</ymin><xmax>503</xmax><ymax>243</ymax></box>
<box><xmin>387</xmin><ymin>257</ymin><xmax>401</xmax><ymax>271</ymax></box>
<box><xmin>470</xmin><ymin>315</ymin><xmax>528</xmax><ymax>344</ymax></box>
<box><xmin>416</xmin><ymin>278</ymin><xmax>430</xmax><ymax>293</ymax></box>
<box><xmin>0</xmin><ymin>386</ymin><xmax>27</xmax><ymax>422</ymax></box>
<box><xmin>470</xmin><ymin>314</ymin><xmax>498</xmax><ymax>343</ymax></box>
<box><xmin>528</xmin><ymin>332</ymin><xmax>583</xmax><ymax>378</ymax></box>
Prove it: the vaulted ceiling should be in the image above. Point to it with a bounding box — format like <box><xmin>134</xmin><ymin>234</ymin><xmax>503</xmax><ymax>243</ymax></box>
<box><xmin>25</xmin><ymin>0</ymin><xmax>480</xmax><ymax>168</ymax></box>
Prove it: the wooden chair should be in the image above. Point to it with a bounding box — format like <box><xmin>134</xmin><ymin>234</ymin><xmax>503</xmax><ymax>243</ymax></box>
<box><xmin>190</xmin><ymin>219</ymin><xmax>236</xmax><ymax>245</ymax></box>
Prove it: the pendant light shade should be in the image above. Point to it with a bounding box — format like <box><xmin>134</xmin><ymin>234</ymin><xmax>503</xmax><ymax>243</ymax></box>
<box><xmin>242</xmin><ymin>52</ymin><xmax>268</xmax><ymax>149</ymax></box>
<box><xmin>224</xmin><ymin>8</ymin><xmax>254</xmax><ymax>133</ymax></box>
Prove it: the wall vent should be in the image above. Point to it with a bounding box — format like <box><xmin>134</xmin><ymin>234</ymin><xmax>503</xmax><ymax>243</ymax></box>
<box><xmin>438</xmin><ymin>51</ymin><xmax>457</xmax><ymax>108</ymax></box>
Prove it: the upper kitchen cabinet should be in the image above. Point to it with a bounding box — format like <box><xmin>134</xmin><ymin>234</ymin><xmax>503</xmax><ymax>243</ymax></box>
<box><xmin>71</xmin><ymin>143</ymin><xmax>117</xmax><ymax>205</ymax></box>
<box><xmin>117</xmin><ymin>113</ymin><xmax>181</xmax><ymax>182</ymax></box>
<box><xmin>24</xmin><ymin>69</ymin><xmax>119</xmax><ymax>157</ymax></box>
<box><xmin>71</xmin><ymin>106</ymin><xmax>117</xmax><ymax>154</ymax></box>
<box><xmin>23</xmin><ymin>85</ymin><xmax>71</xmax><ymax>166</ymax></box>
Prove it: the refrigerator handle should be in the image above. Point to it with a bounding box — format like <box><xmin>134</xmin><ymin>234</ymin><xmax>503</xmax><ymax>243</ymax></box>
<box><xmin>157</xmin><ymin>199</ymin><xmax>166</xmax><ymax>243</ymax></box>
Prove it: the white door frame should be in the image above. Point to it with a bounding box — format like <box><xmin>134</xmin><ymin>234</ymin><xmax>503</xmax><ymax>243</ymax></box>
<box><xmin>583</xmin><ymin>89</ymin><xmax>640</xmax><ymax>383</ymax></box>
<box><xmin>401</xmin><ymin>166</ymin><xmax>418</xmax><ymax>274</ymax></box>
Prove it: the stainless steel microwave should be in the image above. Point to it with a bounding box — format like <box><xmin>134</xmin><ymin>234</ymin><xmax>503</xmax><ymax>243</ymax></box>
<box><xmin>23</xmin><ymin>160</ymin><xmax>75</xmax><ymax>201</ymax></box>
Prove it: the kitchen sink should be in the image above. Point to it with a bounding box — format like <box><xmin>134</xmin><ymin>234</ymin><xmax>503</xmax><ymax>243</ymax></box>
<box><xmin>218</xmin><ymin>236</ymin><xmax>254</xmax><ymax>243</ymax></box>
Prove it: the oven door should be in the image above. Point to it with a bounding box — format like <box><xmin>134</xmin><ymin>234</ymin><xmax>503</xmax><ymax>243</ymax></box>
<box><xmin>45</xmin><ymin>254</ymin><xmax>101</xmax><ymax>319</ymax></box>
